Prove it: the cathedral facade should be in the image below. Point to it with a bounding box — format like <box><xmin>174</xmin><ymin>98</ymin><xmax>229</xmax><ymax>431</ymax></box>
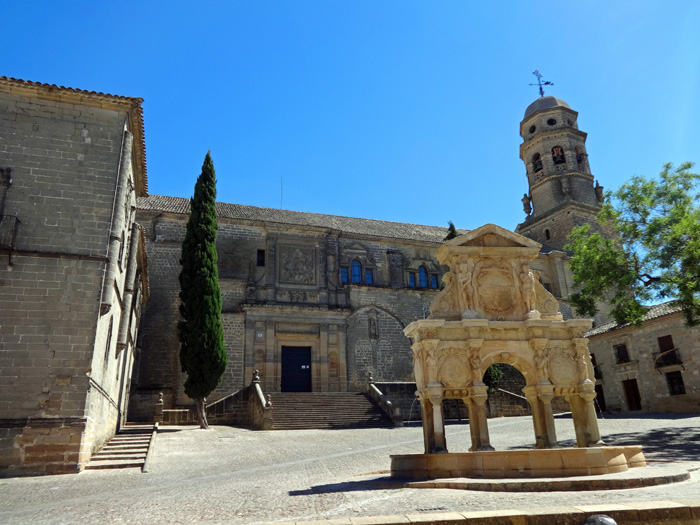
<box><xmin>7</xmin><ymin>74</ymin><xmax>671</xmax><ymax>476</ymax></box>
<box><xmin>128</xmin><ymin>96</ymin><xmax>598</xmax><ymax>418</ymax></box>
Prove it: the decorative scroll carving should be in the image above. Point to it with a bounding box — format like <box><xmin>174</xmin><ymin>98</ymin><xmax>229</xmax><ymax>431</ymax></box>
<box><xmin>429</xmin><ymin>271</ymin><xmax>460</xmax><ymax>319</ymax></box>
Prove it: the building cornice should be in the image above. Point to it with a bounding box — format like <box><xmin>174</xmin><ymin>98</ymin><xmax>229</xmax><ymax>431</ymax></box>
<box><xmin>0</xmin><ymin>76</ymin><xmax>148</xmax><ymax>197</ymax></box>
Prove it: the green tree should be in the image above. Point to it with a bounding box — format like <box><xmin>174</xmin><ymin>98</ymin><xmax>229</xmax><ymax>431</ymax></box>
<box><xmin>179</xmin><ymin>152</ymin><xmax>227</xmax><ymax>429</ymax></box>
<box><xmin>483</xmin><ymin>364</ymin><xmax>503</xmax><ymax>393</ymax></box>
<box><xmin>444</xmin><ymin>220</ymin><xmax>458</xmax><ymax>241</ymax></box>
<box><xmin>567</xmin><ymin>162</ymin><xmax>700</xmax><ymax>326</ymax></box>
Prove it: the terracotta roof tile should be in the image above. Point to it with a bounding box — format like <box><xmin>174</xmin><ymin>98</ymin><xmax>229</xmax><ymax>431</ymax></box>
<box><xmin>137</xmin><ymin>194</ymin><xmax>463</xmax><ymax>243</ymax></box>
<box><xmin>585</xmin><ymin>301</ymin><xmax>682</xmax><ymax>337</ymax></box>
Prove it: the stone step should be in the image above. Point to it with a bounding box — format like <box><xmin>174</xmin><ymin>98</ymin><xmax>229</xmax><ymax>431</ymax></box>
<box><xmin>269</xmin><ymin>392</ymin><xmax>393</xmax><ymax>430</ymax></box>
<box><xmin>90</xmin><ymin>452</ymin><xmax>146</xmax><ymax>461</ymax></box>
<box><xmin>85</xmin><ymin>425</ymin><xmax>156</xmax><ymax>471</ymax></box>
<box><xmin>85</xmin><ymin>459</ymin><xmax>144</xmax><ymax>470</ymax></box>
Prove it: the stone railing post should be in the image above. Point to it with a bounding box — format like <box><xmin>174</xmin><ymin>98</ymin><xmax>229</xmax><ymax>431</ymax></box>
<box><xmin>249</xmin><ymin>370</ymin><xmax>273</xmax><ymax>430</ymax></box>
<box><xmin>155</xmin><ymin>392</ymin><xmax>164</xmax><ymax>424</ymax></box>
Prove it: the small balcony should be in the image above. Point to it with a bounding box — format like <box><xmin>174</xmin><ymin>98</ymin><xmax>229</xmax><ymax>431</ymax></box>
<box><xmin>654</xmin><ymin>348</ymin><xmax>683</xmax><ymax>369</ymax></box>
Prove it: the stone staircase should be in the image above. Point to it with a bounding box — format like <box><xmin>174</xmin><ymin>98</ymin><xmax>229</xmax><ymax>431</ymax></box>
<box><xmin>85</xmin><ymin>424</ymin><xmax>154</xmax><ymax>470</ymax></box>
<box><xmin>269</xmin><ymin>392</ymin><xmax>393</xmax><ymax>430</ymax></box>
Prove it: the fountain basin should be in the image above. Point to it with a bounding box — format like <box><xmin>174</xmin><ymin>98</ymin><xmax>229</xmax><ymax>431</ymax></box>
<box><xmin>391</xmin><ymin>446</ymin><xmax>645</xmax><ymax>479</ymax></box>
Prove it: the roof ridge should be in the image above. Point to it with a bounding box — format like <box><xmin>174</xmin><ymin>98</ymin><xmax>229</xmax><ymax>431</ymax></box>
<box><xmin>139</xmin><ymin>194</ymin><xmax>463</xmax><ymax>231</ymax></box>
<box><xmin>0</xmin><ymin>76</ymin><xmax>143</xmax><ymax>102</ymax></box>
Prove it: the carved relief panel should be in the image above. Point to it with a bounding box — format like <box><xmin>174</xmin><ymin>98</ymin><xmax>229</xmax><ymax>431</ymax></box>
<box><xmin>278</xmin><ymin>245</ymin><xmax>316</xmax><ymax>285</ymax></box>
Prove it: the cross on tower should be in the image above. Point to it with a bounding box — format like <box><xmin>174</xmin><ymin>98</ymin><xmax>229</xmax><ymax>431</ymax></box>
<box><xmin>529</xmin><ymin>69</ymin><xmax>554</xmax><ymax>97</ymax></box>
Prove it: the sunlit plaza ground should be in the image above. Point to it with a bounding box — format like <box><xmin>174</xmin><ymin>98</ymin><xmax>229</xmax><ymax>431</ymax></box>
<box><xmin>1</xmin><ymin>413</ymin><xmax>699</xmax><ymax>523</ymax></box>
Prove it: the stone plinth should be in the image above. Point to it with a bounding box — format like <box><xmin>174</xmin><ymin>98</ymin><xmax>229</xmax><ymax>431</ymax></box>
<box><xmin>391</xmin><ymin>446</ymin><xmax>646</xmax><ymax>479</ymax></box>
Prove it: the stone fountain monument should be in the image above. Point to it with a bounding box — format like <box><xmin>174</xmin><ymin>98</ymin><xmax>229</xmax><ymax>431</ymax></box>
<box><xmin>391</xmin><ymin>224</ymin><xmax>646</xmax><ymax>479</ymax></box>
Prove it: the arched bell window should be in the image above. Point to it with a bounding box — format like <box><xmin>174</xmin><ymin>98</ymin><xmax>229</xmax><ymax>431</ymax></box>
<box><xmin>552</xmin><ymin>146</ymin><xmax>566</xmax><ymax>165</ymax></box>
<box><xmin>418</xmin><ymin>266</ymin><xmax>429</xmax><ymax>288</ymax></box>
<box><xmin>575</xmin><ymin>146</ymin><xmax>585</xmax><ymax>164</ymax></box>
<box><xmin>351</xmin><ymin>260</ymin><xmax>362</xmax><ymax>283</ymax></box>
<box><xmin>532</xmin><ymin>153</ymin><xmax>543</xmax><ymax>172</ymax></box>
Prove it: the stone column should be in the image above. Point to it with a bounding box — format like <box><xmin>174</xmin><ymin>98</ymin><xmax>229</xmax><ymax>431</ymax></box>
<box><xmin>265</xmin><ymin>321</ymin><xmax>276</xmax><ymax>391</ymax></box>
<box><xmin>578</xmin><ymin>387</ymin><xmax>603</xmax><ymax>446</ymax></box>
<box><xmin>427</xmin><ymin>388</ymin><xmax>446</xmax><ymax>452</ymax></box>
<box><xmin>523</xmin><ymin>385</ymin><xmax>548</xmax><ymax>449</ymax></box>
<box><xmin>420</xmin><ymin>397</ymin><xmax>435</xmax><ymax>454</ymax></box>
<box><xmin>538</xmin><ymin>390</ymin><xmax>559</xmax><ymax>448</ymax></box>
<box><xmin>469</xmin><ymin>385</ymin><xmax>493</xmax><ymax>451</ymax></box>
<box><xmin>463</xmin><ymin>396</ymin><xmax>481</xmax><ymax>452</ymax></box>
<box><xmin>337</xmin><ymin>325</ymin><xmax>348</xmax><ymax>392</ymax></box>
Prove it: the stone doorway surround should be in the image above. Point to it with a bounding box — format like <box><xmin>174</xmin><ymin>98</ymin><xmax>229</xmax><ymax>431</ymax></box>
<box><xmin>403</xmin><ymin>224</ymin><xmax>603</xmax><ymax>454</ymax></box>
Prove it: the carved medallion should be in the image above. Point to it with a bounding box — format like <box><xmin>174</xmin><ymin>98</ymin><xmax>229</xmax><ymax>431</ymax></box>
<box><xmin>439</xmin><ymin>354</ymin><xmax>468</xmax><ymax>388</ymax></box>
<box><xmin>547</xmin><ymin>353</ymin><xmax>577</xmax><ymax>387</ymax></box>
<box><xmin>476</xmin><ymin>268</ymin><xmax>516</xmax><ymax>318</ymax></box>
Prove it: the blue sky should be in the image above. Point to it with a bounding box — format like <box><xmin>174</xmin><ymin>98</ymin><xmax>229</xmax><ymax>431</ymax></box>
<box><xmin>3</xmin><ymin>2</ymin><xmax>699</xmax><ymax>232</ymax></box>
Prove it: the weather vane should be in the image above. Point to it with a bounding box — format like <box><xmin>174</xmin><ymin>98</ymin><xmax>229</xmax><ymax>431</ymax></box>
<box><xmin>529</xmin><ymin>69</ymin><xmax>553</xmax><ymax>97</ymax></box>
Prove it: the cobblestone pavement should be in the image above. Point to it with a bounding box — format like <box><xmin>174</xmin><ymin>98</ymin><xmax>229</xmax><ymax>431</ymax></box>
<box><xmin>1</xmin><ymin>413</ymin><xmax>699</xmax><ymax>524</ymax></box>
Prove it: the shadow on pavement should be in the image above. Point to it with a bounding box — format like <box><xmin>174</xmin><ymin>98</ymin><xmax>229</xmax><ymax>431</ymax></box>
<box><xmin>289</xmin><ymin>477</ymin><xmax>397</xmax><ymax>496</ymax></box>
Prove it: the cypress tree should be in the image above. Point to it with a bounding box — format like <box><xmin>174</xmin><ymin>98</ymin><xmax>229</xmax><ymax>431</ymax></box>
<box><xmin>443</xmin><ymin>220</ymin><xmax>458</xmax><ymax>241</ymax></box>
<box><xmin>178</xmin><ymin>152</ymin><xmax>227</xmax><ymax>429</ymax></box>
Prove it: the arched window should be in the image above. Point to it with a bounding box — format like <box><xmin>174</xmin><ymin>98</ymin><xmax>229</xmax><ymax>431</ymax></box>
<box><xmin>351</xmin><ymin>260</ymin><xmax>362</xmax><ymax>283</ymax></box>
<box><xmin>419</xmin><ymin>266</ymin><xmax>428</xmax><ymax>287</ymax></box>
<box><xmin>575</xmin><ymin>146</ymin><xmax>585</xmax><ymax>164</ymax></box>
<box><xmin>545</xmin><ymin>229</ymin><xmax>551</xmax><ymax>240</ymax></box>
<box><xmin>532</xmin><ymin>153</ymin><xmax>543</xmax><ymax>172</ymax></box>
<box><xmin>552</xmin><ymin>146</ymin><xmax>565</xmax><ymax>165</ymax></box>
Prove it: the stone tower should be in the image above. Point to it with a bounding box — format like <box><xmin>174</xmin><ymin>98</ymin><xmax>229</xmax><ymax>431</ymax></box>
<box><xmin>516</xmin><ymin>96</ymin><xmax>605</xmax><ymax>251</ymax></box>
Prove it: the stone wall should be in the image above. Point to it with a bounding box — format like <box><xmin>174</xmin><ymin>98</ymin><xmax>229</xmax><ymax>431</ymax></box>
<box><xmin>0</xmin><ymin>82</ymin><xmax>146</xmax><ymax>475</ymax></box>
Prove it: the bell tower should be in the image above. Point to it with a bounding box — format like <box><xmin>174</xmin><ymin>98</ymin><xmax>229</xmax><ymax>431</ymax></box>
<box><xmin>515</xmin><ymin>96</ymin><xmax>605</xmax><ymax>251</ymax></box>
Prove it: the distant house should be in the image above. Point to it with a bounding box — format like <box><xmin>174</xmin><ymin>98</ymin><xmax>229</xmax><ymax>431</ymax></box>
<box><xmin>586</xmin><ymin>302</ymin><xmax>699</xmax><ymax>413</ymax></box>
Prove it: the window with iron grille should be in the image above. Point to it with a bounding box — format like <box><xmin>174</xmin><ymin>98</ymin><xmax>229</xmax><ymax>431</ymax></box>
<box><xmin>614</xmin><ymin>344</ymin><xmax>630</xmax><ymax>364</ymax></box>
<box><xmin>666</xmin><ymin>371</ymin><xmax>686</xmax><ymax>396</ymax></box>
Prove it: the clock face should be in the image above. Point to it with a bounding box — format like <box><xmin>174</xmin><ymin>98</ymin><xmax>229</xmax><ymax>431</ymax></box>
<box><xmin>529</xmin><ymin>125</ymin><xmax>536</xmax><ymax>134</ymax></box>
<box><xmin>547</xmin><ymin>118</ymin><xmax>557</xmax><ymax>126</ymax></box>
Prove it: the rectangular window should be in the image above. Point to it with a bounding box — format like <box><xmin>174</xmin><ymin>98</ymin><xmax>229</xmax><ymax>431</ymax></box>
<box><xmin>666</xmin><ymin>371</ymin><xmax>686</xmax><ymax>396</ymax></box>
<box><xmin>614</xmin><ymin>344</ymin><xmax>630</xmax><ymax>364</ymax></box>
<box><xmin>430</xmin><ymin>274</ymin><xmax>439</xmax><ymax>288</ymax></box>
<box><xmin>365</xmin><ymin>269</ymin><xmax>373</xmax><ymax>284</ymax></box>
<box><xmin>257</xmin><ymin>249</ymin><xmax>266</xmax><ymax>267</ymax></box>
<box><xmin>409</xmin><ymin>272</ymin><xmax>416</xmax><ymax>287</ymax></box>
<box><xmin>340</xmin><ymin>267</ymin><xmax>349</xmax><ymax>284</ymax></box>
<box><xmin>543</xmin><ymin>283</ymin><xmax>552</xmax><ymax>293</ymax></box>
<box><xmin>351</xmin><ymin>261</ymin><xmax>362</xmax><ymax>283</ymax></box>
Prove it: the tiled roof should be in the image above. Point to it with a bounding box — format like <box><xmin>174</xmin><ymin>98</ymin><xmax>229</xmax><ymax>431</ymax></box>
<box><xmin>0</xmin><ymin>76</ymin><xmax>148</xmax><ymax>196</ymax></box>
<box><xmin>137</xmin><ymin>194</ymin><xmax>464</xmax><ymax>243</ymax></box>
<box><xmin>585</xmin><ymin>301</ymin><xmax>683</xmax><ymax>337</ymax></box>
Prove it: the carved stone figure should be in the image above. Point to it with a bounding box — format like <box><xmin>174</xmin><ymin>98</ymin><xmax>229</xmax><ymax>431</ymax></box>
<box><xmin>369</xmin><ymin>317</ymin><xmax>378</xmax><ymax>339</ymax></box>
<box><xmin>469</xmin><ymin>350</ymin><xmax>482</xmax><ymax>383</ymax></box>
<box><xmin>560</xmin><ymin>176</ymin><xmax>571</xmax><ymax>196</ymax></box>
<box><xmin>595</xmin><ymin>180</ymin><xmax>604</xmax><ymax>203</ymax></box>
<box><xmin>520</xmin><ymin>265</ymin><xmax>536</xmax><ymax>312</ymax></box>
<box><xmin>521</xmin><ymin>193</ymin><xmax>532</xmax><ymax>215</ymax></box>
